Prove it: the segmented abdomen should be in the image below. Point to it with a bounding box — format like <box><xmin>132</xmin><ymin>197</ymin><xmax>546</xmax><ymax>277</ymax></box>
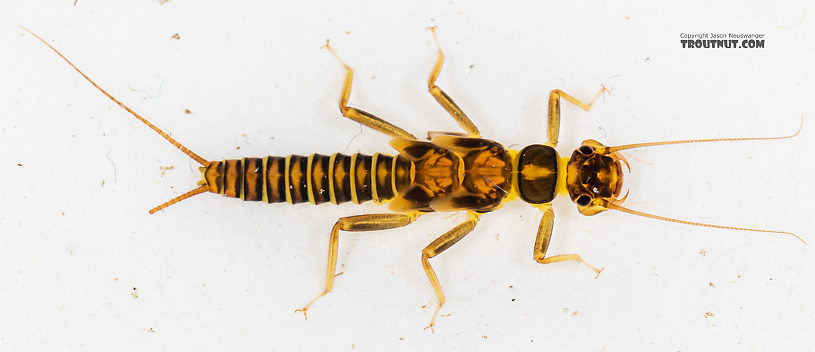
<box><xmin>218</xmin><ymin>153</ymin><xmax>412</xmax><ymax>205</ymax></box>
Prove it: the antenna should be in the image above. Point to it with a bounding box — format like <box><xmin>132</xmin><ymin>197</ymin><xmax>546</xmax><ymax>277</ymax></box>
<box><xmin>21</xmin><ymin>26</ymin><xmax>209</xmax><ymax>166</ymax></box>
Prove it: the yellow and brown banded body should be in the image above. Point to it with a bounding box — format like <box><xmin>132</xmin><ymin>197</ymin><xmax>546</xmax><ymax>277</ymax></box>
<box><xmin>201</xmin><ymin>153</ymin><xmax>414</xmax><ymax>205</ymax></box>
<box><xmin>27</xmin><ymin>26</ymin><xmax>803</xmax><ymax>333</ymax></box>
<box><xmin>199</xmin><ymin>135</ymin><xmax>525</xmax><ymax>213</ymax></box>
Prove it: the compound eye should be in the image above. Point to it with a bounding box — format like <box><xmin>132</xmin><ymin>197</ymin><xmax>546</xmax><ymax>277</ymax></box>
<box><xmin>578</xmin><ymin>145</ymin><xmax>594</xmax><ymax>155</ymax></box>
<box><xmin>576</xmin><ymin>194</ymin><xmax>592</xmax><ymax>206</ymax></box>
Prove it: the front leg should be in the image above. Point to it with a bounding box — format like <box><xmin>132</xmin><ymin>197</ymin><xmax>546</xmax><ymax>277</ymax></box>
<box><xmin>546</xmin><ymin>86</ymin><xmax>609</xmax><ymax>148</ymax></box>
<box><xmin>533</xmin><ymin>204</ymin><xmax>603</xmax><ymax>277</ymax></box>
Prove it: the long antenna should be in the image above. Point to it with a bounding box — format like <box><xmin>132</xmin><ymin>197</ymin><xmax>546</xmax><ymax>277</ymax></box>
<box><xmin>599</xmin><ymin>116</ymin><xmax>802</xmax><ymax>154</ymax></box>
<box><xmin>21</xmin><ymin>26</ymin><xmax>209</xmax><ymax>166</ymax></box>
<box><xmin>604</xmin><ymin>202</ymin><xmax>806</xmax><ymax>245</ymax></box>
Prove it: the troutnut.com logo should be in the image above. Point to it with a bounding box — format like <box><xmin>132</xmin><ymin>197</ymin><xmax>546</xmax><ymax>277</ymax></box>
<box><xmin>680</xmin><ymin>33</ymin><xmax>765</xmax><ymax>48</ymax></box>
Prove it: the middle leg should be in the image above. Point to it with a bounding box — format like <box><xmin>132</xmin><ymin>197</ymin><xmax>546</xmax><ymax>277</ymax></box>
<box><xmin>421</xmin><ymin>211</ymin><xmax>480</xmax><ymax>332</ymax></box>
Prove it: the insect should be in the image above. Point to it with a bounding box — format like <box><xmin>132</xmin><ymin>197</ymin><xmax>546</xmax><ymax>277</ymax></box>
<box><xmin>23</xmin><ymin>26</ymin><xmax>803</xmax><ymax>332</ymax></box>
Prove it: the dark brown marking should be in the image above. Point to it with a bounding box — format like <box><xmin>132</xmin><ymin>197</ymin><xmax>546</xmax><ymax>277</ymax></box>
<box><xmin>289</xmin><ymin>155</ymin><xmax>309</xmax><ymax>204</ymax></box>
<box><xmin>266</xmin><ymin>157</ymin><xmax>286</xmax><ymax>203</ymax></box>
<box><xmin>332</xmin><ymin>154</ymin><xmax>353</xmax><ymax>204</ymax></box>
<box><xmin>311</xmin><ymin>154</ymin><xmax>332</xmax><ymax>204</ymax></box>
<box><xmin>243</xmin><ymin>157</ymin><xmax>263</xmax><ymax>201</ymax></box>
<box><xmin>353</xmin><ymin>154</ymin><xmax>373</xmax><ymax>203</ymax></box>
<box><xmin>223</xmin><ymin>159</ymin><xmax>243</xmax><ymax>198</ymax></box>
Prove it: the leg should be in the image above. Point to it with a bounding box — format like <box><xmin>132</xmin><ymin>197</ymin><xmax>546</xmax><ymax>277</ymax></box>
<box><xmin>426</xmin><ymin>131</ymin><xmax>468</xmax><ymax>140</ymax></box>
<box><xmin>322</xmin><ymin>41</ymin><xmax>416</xmax><ymax>140</ymax></box>
<box><xmin>546</xmin><ymin>85</ymin><xmax>609</xmax><ymax>148</ymax></box>
<box><xmin>534</xmin><ymin>204</ymin><xmax>603</xmax><ymax>277</ymax></box>
<box><xmin>295</xmin><ymin>212</ymin><xmax>418</xmax><ymax>319</ymax></box>
<box><xmin>421</xmin><ymin>211</ymin><xmax>480</xmax><ymax>332</ymax></box>
<box><xmin>427</xmin><ymin>27</ymin><xmax>480</xmax><ymax>137</ymax></box>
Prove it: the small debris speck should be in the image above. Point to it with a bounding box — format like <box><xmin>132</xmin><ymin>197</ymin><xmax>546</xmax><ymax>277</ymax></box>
<box><xmin>704</xmin><ymin>312</ymin><xmax>714</xmax><ymax>318</ymax></box>
<box><xmin>159</xmin><ymin>0</ymin><xmax>170</xmax><ymax>4</ymax></box>
<box><xmin>170</xmin><ymin>33</ymin><xmax>180</xmax><ymax>40</ymax></box>
<box><xmin>709</xmin><ymin>282</ymin><xmax>715</xmax><ymax>288</ymax></box>
<box><xmin>482</xmin><ymin>335</ymin><xmax>488</xmax><ymax>339</ymax></box>
<box><xmin>145</xmin><ymin>328</ymin><xmax>156</xmax><ymax>333</ymax></box>
<box><xmin>699</xmin><ymin>249</ymin><xmax>706</xmax><ymax>256</ymax></box>
<box><xmin>131</xmin><ymin>287</ymin><xmax>139</xmax><ymax>299</ymax></box>
<box><xmin>17</xmin><ymin>163</ymin><xmax>22</xmax><ymax>167</ymax></box>
<box><xmin>399</xmin><ymin>337</ymin><xmax>404</xmax><ymax>341</ymax></box>
<box><xmin>184</xmin><ymin>109</ymin><xmax>191</xmax><ymax>114</ymax></box>
<box><xmin>571</xmin><ymin>310</ymin><xmax>578</xmax><ymax>317</ymax></box>
<box><xmin>159</xmin><ymin>165</ymin><xmax>174</xmax><ymax>177</ymax></box>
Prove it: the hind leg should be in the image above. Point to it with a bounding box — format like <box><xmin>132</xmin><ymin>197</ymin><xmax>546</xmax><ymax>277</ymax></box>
<box><xmin>296</xmin><ymin>212</ymin><xmax>419</xmax><ymax>318</ymax></box>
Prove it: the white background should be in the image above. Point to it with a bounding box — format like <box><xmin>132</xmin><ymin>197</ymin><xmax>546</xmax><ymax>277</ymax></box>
<box><xmin>1</xmin><ymin>1</ymin><xmax>813</xmax><ymax>351</ymax></box>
